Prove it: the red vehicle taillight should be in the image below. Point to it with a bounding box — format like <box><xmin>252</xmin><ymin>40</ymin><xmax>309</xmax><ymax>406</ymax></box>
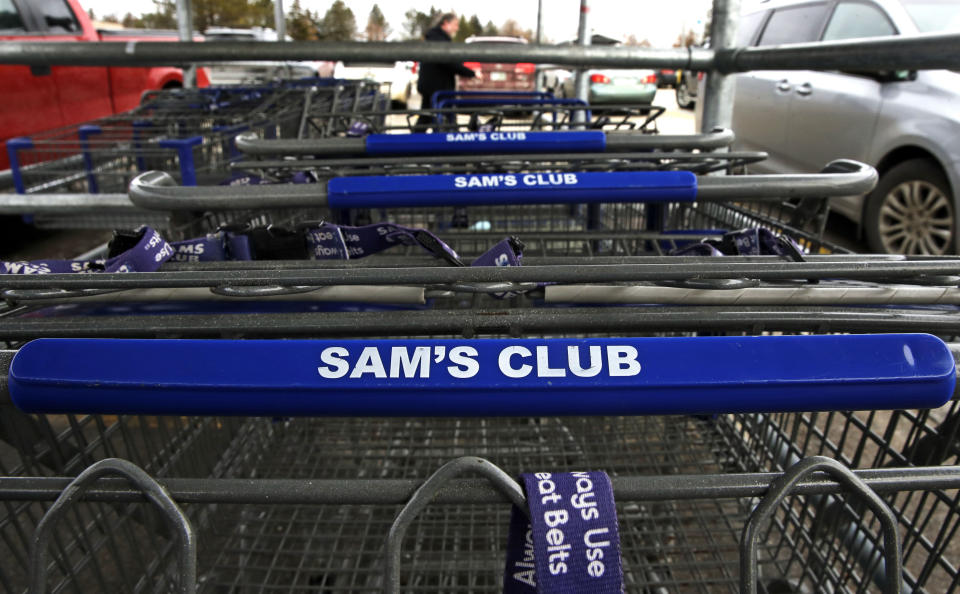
<box><xmin>590</xmin><ymin>73</ymin><xmax>610</xmax><ymax>84</ymax></box>
<box><xmin>514</xmin><ymin>63</ymin><xmax>535</xmax><ymax>74</ymax></box>
<box><xmin>411</xmin><ymin>62</ymin><xmax>418</xmax><ymax>74</ymax></box>
<box><xmin>464</xmin><ymin>62</ymin><xmax>482</xmax><ymax>71</ymax></box>
<box><xmin>643</xmin><ymin>74</ymin><xmax>657</xmax><ymax>84</ymax></box>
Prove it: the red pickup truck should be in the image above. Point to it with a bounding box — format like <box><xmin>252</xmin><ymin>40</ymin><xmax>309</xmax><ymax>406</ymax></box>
<box><xmin>0</xmin><ymin>0</ymin><xmax>208</xmax><ymax>170</ymax></box>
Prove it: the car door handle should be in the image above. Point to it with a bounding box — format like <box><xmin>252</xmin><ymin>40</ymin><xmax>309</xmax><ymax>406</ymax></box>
<box><xmin>776</xmin><ymin>79</ymin><xmax>792</xmax><ymax>93</ymax></box>
<box><xmin>796</xmin><ymin>82</ymin><xmax>813</xmax><ymax>96</ymax></box>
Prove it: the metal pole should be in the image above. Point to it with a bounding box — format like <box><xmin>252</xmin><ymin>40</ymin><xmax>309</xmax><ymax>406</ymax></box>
<box><xmin>274</xmin><ymin>0</ymin><xmax>286</xmax><ymax>41</ymax></box>
<box><xmin>2</xmin><ymin>36</ymin><xmax>959</xmax><ymax>70</ymax></box>
<box><xmin>573</xmin><ymin>0</ymin><xmax>590</xmax><ymax>124</ymax></box>
<box><xmin>700</xmin><ymin>0</ymin><xmax>740</xmax><ymax>132</ymax></box>
<box><xmin>536</xmin><ymin>0</ymin><xmax>543</xmax><ymax>44</ymax></box>
<box><xmin>534</xmin><ymin>0</ymin><xmax>544</xmax><ymax>95</ymax></box>
<box><xmin>175</xmin><ymin>0</ymin><xmax>196</xmax><ymax>88</ymax></box>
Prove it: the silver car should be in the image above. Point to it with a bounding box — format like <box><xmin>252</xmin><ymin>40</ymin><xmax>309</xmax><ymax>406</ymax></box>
<box><xmin>203</xmin><ymin>28</ymin><xmax>335</xmax><ymax>85</ymax></box>
<box><xmin>725</xmin><ymin>0</ymin><xmax>960</xmax><ymax>255</ymax></box>
<box><xmin>540</xmin><ymin>35</ymin><xmax>658</xmax><ymax>105</ymax></box>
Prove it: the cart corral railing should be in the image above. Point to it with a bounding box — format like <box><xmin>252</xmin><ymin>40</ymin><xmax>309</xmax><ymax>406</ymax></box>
<box><xmin>0</xmin><ymin>34</ymin><xmax>957</xmax><ymax>72</ymax></box>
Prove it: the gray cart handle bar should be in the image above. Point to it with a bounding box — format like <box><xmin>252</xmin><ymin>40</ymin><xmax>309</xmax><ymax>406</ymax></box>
<box><xmin>233</xmin><ymin>127</ymin><xmax>736</xmax><ymax>157</ymax></box>
<box><xmin>127</xmin><ymin>160</ymin><xmax>877</xmax><ymax>212</ymax></box>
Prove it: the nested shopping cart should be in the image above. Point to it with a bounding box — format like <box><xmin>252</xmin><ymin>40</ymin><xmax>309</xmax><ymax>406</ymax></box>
<box><xmin>2</xmin><ymin>79</ymin><xmax>390</xmax><ymax>234</ymax></box>
<box><xmin>126</xmin><ymin>126</ymin><xmax>838</xmax><ymax>256</ymax></box>
<box><xmin>300</xmin><ymin>91</ymin><xmax>666</xmax><ymax>138</ymax></box>
<box><xmin>2</xmin><ymin>127</ymin><xmax>960</xmax><ymax>593</ymax></box>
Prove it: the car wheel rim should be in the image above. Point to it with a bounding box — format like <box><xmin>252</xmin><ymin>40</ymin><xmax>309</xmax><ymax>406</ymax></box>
<box><xmin>878</xmin><ymin>180</ymin><xmax>954</xmax><ymax>255</ymax></box>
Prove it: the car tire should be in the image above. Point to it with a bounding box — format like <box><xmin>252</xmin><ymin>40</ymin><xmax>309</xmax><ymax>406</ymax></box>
<box><xmin>863</xmin><ymin>158</ymin><xmax>955</xmax><ymax>255</ymax></box>
<box><xmin>676</xmin><ymin>80</ymin><xmax>694</xmax><ymax>110</ymax></box>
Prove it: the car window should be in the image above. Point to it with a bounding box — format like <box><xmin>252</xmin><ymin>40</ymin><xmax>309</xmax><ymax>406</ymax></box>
<box><xmin>33</xmin><ymin>0</ymin><xmax>80</xmax><ymax>33</ymax></box>
<box><xmin>737</xmin><ymin>11</ymin><xmax>767</xmax><ymax>46</ymax></box>
<box><xmin>0</xmin><ymin>0</ymin><xmax>26</xmax><ymax>32</ymax></box>
<box><xmin>823</xmin><ymin>2</ymin><xmax>896</xmax><ymax>40</ymax></box>
<box><xmin>757</xmin><ymin>2</ymin><xmax>830</xmax><ymax>45</ymax></box>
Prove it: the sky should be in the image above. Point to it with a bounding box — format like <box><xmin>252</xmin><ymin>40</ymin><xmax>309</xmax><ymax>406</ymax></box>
<box><xmin>81</xmin><ymin>0</ymin><xmax>723</xmax><ymax>47</ymax></box>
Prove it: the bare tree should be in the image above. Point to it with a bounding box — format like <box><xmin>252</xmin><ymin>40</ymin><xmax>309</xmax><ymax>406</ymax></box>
<box><xmin>500</xmin><ymin>19</ymin><xmax>533</xmax><ymax>41</ymax></box>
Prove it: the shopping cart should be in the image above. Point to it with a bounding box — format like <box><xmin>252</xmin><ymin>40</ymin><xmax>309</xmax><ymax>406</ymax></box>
<box><xmin>298</xmin><ymin>98</ymin><xmax>666</xmax><ymax>137</ymax></box>
<box><xmin>4</xmin><ymin>130</ymin><xmax>960</xmax><ymax>594</ymax></box>
<box><xmin>5</xmin><ymin>79</ymin><xmax>392</xmax><ymax>195</ymax></box>
<box><xmin>2</xmin><ymin>246</ymin><xmax>960</xmax><ymax>593</ymax></box>
<box><xmin>126</xmin><ymin>150</ymin><xmax>857</xmax><ymax>258</ymax></box>
<box><xmin>2</xmin><ymin>79</ymin><xmax>390</xmax><ymax>233</ymax></box>
<box><xmin>290</xmin><ymin>79</ymin><xmax>390</xmax><ymax>139</ymax></box>
<box><xmin>138</xmin><ymin>79</ymin><xmax>388</xmax><ymax>134</ymax></box>
<box><xmin>428</xmin><ymin>90</ymin><xmax>667</xmax><ymax>131</ymax></box>
<box><xmin>7</xmin><ymin>86</ymin><xmax>302</xmax><ymax>192</ymax></box>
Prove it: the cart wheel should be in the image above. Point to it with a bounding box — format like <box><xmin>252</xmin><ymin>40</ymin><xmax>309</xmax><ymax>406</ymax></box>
<box><xmin>675</xmin><ymin>80</ymin><xmax>695</xmax><ymax>110</ymax></box>
<box><xmin>864</xmin><ymin>158</ymin><xmax>955</xmax><ymax>255</ymax></box>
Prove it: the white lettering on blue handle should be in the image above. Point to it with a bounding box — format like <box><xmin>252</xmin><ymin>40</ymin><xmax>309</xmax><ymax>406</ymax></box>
<box><xmin>326</xmin><ymin>171</ymin><xmax>699</xmax><ymax>208</ymax></box>
<box><xmin>364</xmin><ymin>131</ymin><xmax>606</xmax><ymax>155</ymax></box>
<box><xmin>445</xmin><ymin>131</ymin><xmax>528</xmax><ymax>142</ymax></box>
<box><xmin>316</xmin><ymin>344</ymin><xmax>640</xmax><ymax>380</ymax></box>
<box><xmin>452</xmin><ymin>173</ymin><xmax>580</xmax><ymax>189</ymax></box>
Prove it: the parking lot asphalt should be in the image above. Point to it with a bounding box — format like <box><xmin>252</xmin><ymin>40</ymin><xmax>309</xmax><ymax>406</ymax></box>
<box><xmin>648</xmin><ymin>88</ymin><xmax>697</xmax><ymax>134</ymax></box>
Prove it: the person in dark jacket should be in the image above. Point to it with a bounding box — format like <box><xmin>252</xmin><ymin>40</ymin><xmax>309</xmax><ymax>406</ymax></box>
<box><xmin>415</xmin><ymin>13</ymin><xmax>480</xmax><ymax>131</ymax></box>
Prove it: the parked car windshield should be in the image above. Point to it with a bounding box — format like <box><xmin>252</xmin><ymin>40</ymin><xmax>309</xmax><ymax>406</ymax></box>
<box><xmin>901</xmin><ymin>0</ymin><xmax>960</xmax><ymax>33</ymax></box>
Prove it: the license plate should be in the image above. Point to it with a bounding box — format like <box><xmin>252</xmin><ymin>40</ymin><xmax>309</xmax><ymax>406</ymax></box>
<box><xmin>490</xmin><ymin>71</ymin><xmax>507</xmax><ymax>81</ymax></box>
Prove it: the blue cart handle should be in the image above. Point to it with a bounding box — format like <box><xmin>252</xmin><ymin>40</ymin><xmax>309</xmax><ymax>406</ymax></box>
<box><xmin>5</xmin><ymin>334</ymin><xmax>955</xmax><ymax>416</ymax></box>
<box><xmin>328</xmin><ymin>170</ymin><xmax>697</xmax><ymax>207</ymax></box>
